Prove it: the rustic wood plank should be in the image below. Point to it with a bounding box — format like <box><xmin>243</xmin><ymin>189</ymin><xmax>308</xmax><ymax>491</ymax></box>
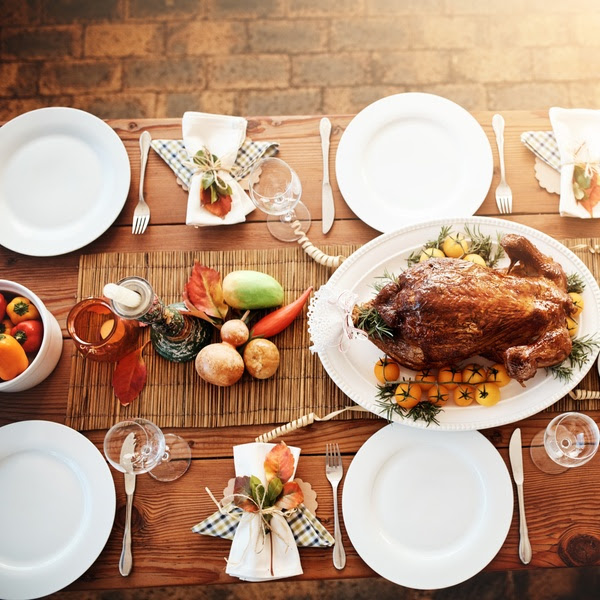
<box><xmin>2</xmin><ymin>111</ymin><xmax>600</xmax><ymax>592</ymax></box>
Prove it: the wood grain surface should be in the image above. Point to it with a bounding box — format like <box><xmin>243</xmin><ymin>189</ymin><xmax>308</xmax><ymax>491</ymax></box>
<box><xmin>1</xmin><ymin>111</ymin><xmax>599</xmax><ymax>592</ymax></box>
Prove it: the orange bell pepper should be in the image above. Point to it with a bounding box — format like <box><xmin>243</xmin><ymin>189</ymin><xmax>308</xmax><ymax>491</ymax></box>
<box><xmin>0</xmin><ymin>333</ymin><xmax>29</xmax><ymax>380</ymax></box>
<box><xmin>6</xmin><ymin>296</ymin><xmax>40</xmax><ymax>324</ymax></box>
<box><xmin>0</xmin><ymin>318</ymin><xmax>12</xmax><ymax>335</ymax></box>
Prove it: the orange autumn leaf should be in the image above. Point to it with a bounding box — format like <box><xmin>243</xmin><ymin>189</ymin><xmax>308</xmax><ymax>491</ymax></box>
<box><xmin>112</xmin><ymin>342</ymin><xmax>149</xmax><ymax>407</ymax></box>
<box><xmin>580</xmin><ymin>171</ymin><xmax>600</xmax><ymax>216</ymax></box>
<box><xmin>275</xmin><ymin>480</ymin><xmax>304</xmax><ymax>510</ymax></box>
<box><xmin>264</xmin><ymin>442</ymin><xmax>295</xmax><ymax>485</ymax></box>
<box><xmin>183</xmin><ymin>262</ymin><xmax>228</xmax><ymax>322</ymax></box>
<box><xmin>200</xmin><ymin>187</ymin><xmax>232</xmax><ymax>218</ymax></box>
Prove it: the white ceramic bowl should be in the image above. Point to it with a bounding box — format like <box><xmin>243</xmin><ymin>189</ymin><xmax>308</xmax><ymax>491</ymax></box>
<box><xmin>0</xmin><ymin>280</ymin><xmax>63</xmax><ymax>392</ymax></box>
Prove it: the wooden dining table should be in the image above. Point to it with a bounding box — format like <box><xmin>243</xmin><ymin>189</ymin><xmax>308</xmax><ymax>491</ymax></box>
<box><xmin>1</xmin><ymin>110</ymin><xmax>600</xmax><ymax>594</ymax></box>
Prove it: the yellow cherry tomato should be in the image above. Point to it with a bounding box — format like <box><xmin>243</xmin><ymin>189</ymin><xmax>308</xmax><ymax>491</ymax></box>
<box><xmin>414</xmin><ymin>368</ymin><xmax>437</xmax><ymax>390</ymax></box>
<box><xmin>0</xmin><ymin>333</ymin><xmax>29</xmax><ymax>380</ymax></box>
<box><xmin>487</xmin><ymin>363</ymin><xmax>511</xmax><ymax>387</ymax></box>
<box><xmin>394</xmin><ymin>382</ymin><xmax>422</xmax><ymax>409</ymax></box>
<box><xmin>374</xmin><ymin>357</ymin><xmax>401</xmax><ymax>384</ymax></box>
<box><xmin>454</xmin><ymin>384</ymin><xmax>475</xmax><ymax>406</ymax></box>
<box><xmin>475</xmin><ymin>382</ymin><xmax>501</xmax><ymax>407</ymax></box>
<box><xmin>428</xmin><ymin>384</ymin><xmax>450</xmax><ymax>406</ymax></box>
<box><xmin>441</xmin><ymin>233</ymin><xmax>469</xmax><ymax>258</ymax></box>
<box><xmin>419</xmin><ymin>247</ymin><xmax>445</xmax><ymax>262</ymax></box>
<box><xmin>463</xmin><ymin>253</ymin><xmax>486</xmax><ymax>266</ymax></box>
<box><xmin>568</xmin><ymin>292</ymin><xmax>584</xmax><ymax>317</ymax></box>
<box><xmin>566</xmin><ymin>316</ymin><xmax>579</xmax><ymax>338</ymax></box>
<box><xmin>438</xmin><ymin>365</ymin><xmax>462</xmax><ymax>390</ymax></box>
<box><xmin>462</xmin><ymin>363</ymin><xmax>487</xmax><ymax>385</ymax></box>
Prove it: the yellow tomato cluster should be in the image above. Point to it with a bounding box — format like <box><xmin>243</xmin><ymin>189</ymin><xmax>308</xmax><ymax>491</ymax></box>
<box><xmin>374</xmin><ymin>358</ymin><xmax>512</xmax><ymax>408</ymax></box>
<box><xmin>419</xmin><ymin>233</ymin><xmax>485</xmax><ymax>265</ymax></box>
<box><xmin>566</xmin><ymin>292</ymin><xmax>584</xmax><ymax>338</ymax></box>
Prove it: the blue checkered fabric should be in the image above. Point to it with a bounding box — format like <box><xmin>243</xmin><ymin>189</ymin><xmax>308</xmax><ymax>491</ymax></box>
<box><xmin>151</xmin><ymin>138</ymin><xmax>278</xmax><ymax>189</ymax></box>
<box><xmin>192</xmin><ymin>502</ymin><xmax>334</xmax><ymax>548</ymax></box>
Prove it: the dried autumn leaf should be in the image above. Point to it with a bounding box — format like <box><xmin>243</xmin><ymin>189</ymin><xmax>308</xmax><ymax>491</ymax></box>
<box><xmin>581</xmin><ymin>171</ymin><xmax>600</xmax><ymax>216</ymax></box>
<box><xmin>233</xmin><ymin>475</ymin><xmax>259</xmax><ymax>512</ymax></box>
<box><xmin>275</xmin><ymin>480</ymin><xmax>304</xmax><ymax>510</ymax></box>
<box><xmin>264</xmin><ymin>442</ymin><xmax>295</xmax><ymax>485</ymax></box>
<box><xmin>200</xmin><ymin>187</ymin><xmax>232</xmax><ymax>218</ymax></box>
<box><xmin>112</xmin><ymin>342</ymin><xmax>149</xmax><ymax>407</ymax></box>
<box><xmin>183</xmin><ymin>262</ymin><xmax>229</xmax><ymax>322</ymax></box>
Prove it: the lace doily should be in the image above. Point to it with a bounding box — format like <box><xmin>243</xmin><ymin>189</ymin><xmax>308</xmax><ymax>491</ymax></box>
<box><xmin>307</xmin><ymin>284</ymin><xmax>367</xmax><ymax>353</ymax></box>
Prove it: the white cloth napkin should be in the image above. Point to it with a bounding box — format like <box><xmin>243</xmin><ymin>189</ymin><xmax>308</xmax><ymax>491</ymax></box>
<box><xmin>182</xmin><ymin>111</ymin><xmax>256</xmax><ymax>226</ymax></box>
<box><xmin>225</xmin><ymin>443</ymin><xmax>303</xmax><ymax>582</ymax></box>
<box><xmin>549</xmin><ymin>107</ymin><xmax>600</xmax><ymax>218</ymax></box>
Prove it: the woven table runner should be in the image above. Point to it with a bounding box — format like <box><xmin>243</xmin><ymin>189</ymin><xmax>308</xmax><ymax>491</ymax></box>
<box><xmin>66</xmin><ymin>239</ymin><xmax>600</xmax><ymax>432</ymax></box>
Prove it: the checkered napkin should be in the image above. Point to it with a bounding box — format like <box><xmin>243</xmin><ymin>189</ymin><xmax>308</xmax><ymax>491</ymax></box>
<box><xmin>192</xmin><ymin>502</ymin><xmax>334</xmax><ymax>548</ymax></box>
<box><xmin>520</xmin><ymin>130</ymin><xmax>561</xmax><ymax>171</ymax></box>
<box><xmin>191</xmin><ymin>442</ymin><xmax>333</xmax><ymax>581</ymax></box>
<box><xmin>150</xmin><ymin>138</ymin><xmax>279</xmax><ymax>191</ymax></box>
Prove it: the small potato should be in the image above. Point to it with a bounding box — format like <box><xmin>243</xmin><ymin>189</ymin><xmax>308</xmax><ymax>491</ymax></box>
<box><xmin>195</xmin><ymin>342</ymin><xmax>244</xmax><ymax>387</ymax></box>
<box><xmin>243</xmin><ymin>338</ymin><xmax>280</xmax><ymax>379</ymax></box>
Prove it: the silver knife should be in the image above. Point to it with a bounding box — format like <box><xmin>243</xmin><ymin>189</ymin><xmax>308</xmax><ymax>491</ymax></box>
<box><xmin>119</xmin><ymin>432</ymin><xmax>136</xmax><ymax>576</ymax></box>
<box><xmin>508</xmin><ymin>428</ymin><xmax>532</xmax><ymax>565</ymax></box>
<box><xmin>320</xmin><ymin>117</ymin><xmax>335</xmax><ymax>234</ymax></box>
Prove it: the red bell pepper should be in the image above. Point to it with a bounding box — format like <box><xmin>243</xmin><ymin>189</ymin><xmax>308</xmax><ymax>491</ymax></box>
<box><xmin>250</xmin><ymin>286</ymin><xmax>313</xmax><ymax>339</ymax></box>
<box><xmin>0</xmin><ymin>293</ymin><xmax>6</xmax><ymax>321</ymax></box>
<box><xmin>11</xmin><ymin>319</ymin><xmax>44</xmax><ymax>353</ymax></box>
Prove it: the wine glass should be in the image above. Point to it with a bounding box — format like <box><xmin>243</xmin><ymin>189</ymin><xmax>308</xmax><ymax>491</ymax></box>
<box><xmin>530</xmin><ymin>412</ymin><xmax>600</xmax><ymax>474</ymax></box>
<box><xmin>249</xmin><ymin>157</ymin><xmax>311</xmax><ymax>242</ymax></box>
<box><xmin>104</xmin><ymin>418</ymin><xmax>191</xmax><ymax>482</ymax></box>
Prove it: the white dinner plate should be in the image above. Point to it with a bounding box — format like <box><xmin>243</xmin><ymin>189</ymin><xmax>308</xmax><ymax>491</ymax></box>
<box><xmin>0</xmin><ymin>107</ymin><xmax>130</xmax><ymax>256</ymax></box>
<box><xmin>335</xmin><ymin>93</ymin><xmax>493</xmax><ymax>233</ymax></box>
<box><xmin>0</xmin><ymin>421</ymin><xmax>116</xmax><ymax>600</ymax></box>
<box><xmin>314</xmin><ymin>216</ymin><xmax>600</xmax><ymax>431</ymax></box>
<box><xmin>343</xmin><ymin>424</ymin><xmax>513</xmax><ymax>589</ymax></box>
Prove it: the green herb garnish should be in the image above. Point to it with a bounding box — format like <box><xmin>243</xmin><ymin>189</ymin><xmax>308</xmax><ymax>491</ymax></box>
<box><xmin>566</xmin><ymin>272</ymin><xmax>586</xmax><ymax>294</ymax></box>
<box><xmin>376</xmin><ymin>381</ymin><xmax>442</xmax><ymax>426</ymax></box>
<box><xmin>355</xmin><ymin>306</ymin><xmax>393</xmax><ymax>340</ymax></box>
<box><xmin>546</xmin><ymin>334</ymin><xmax>600</xmax><ymax>381</ymax></box>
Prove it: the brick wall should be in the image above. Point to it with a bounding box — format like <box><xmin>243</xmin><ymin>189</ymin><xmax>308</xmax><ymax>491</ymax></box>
<box><xmin>1</xmin><ymin>0</ymin><xmax>600</xmax><ymax>120</ymax></box>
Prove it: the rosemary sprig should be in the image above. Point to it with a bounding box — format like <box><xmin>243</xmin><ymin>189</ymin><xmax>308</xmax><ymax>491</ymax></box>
<box><xmin>546</xmin><ymin>334</ymin><xmax>600</xmax><ymax>381</ymax></box>
<box><xmin>355</xmin><ymin>306</ymin><xmax>393</xmax><ymax>340</ymax></box>
<box><xmin>463</xmin><ymin>225</ymin><xmax>505</xmax><ymax>267</ymax></box>
<box><xmin>566</xmin><ymin>272</ymin><xmax>586</xmax><ymax>294</ymax></box>
<box><xmin>375</xmin><ymin>381</ymin><xmax>442</xmax><ymax>426</ymax></box>
<box><xmin>406</xmin><ymin>225</ymin><xmax>453</xmax><ymax>266</ymax></box>
<box><xmin>371</xmin><ymin>268</ymin><xmax>399</xmax><ymax>293</ymax></box>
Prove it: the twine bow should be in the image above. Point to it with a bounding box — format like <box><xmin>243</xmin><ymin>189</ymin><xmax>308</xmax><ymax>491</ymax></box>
<box><xmin>206</xmin><ymin>487</ymin><xmax>295</xmax><ymax>560</ymax></box>
<box><xmin>185</xmin><ymin>147</ymin><xmax>234</xmax><ymax>201</ymax></box>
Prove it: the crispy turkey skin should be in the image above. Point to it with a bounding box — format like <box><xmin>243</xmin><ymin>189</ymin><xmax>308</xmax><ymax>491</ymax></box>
<box><xmin>353</xmin><ymin>234</ymin><xmax>576</xmax><ymax>384</ymax></box>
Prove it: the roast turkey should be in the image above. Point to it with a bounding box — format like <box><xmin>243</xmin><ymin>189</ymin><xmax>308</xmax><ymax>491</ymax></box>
<box><xmin>353</xmin><ymin>234</ymin><xmax>575</xmax><ymax>383</ymax></box>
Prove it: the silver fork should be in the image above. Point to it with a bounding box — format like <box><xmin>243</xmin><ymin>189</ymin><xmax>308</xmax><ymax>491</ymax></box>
<box><xmin>492</xmin><ymin>114</ymin><xmax>513</xmax><ymax>214</ymax></box>
<box><xmin>325</xmin><ymin>443</ymin><xmax>346</xmax><ymax>570</ymax></box>
<box><xmin>132</xmin><ymin>131</ymin><xmax>151</xmax><ymax>234</ymax></box>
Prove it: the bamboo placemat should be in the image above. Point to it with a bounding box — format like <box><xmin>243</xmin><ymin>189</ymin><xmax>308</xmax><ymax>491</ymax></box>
<box><xmin>66</xmin><ymin>239</ymin><xmax>600</xmax><ymax>432</ymax></box>
<box><xmin>66</xmin><ymin>245</ymin><xmax>361</xmax><ymax>431</ymax></box>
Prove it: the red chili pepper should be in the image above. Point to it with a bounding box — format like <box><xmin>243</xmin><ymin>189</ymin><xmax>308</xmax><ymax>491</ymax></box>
<box><xmin>0</xmin><ymin>293</ymin><xmax>6</xmax><ymax>321</ymax></box>
<box><xmin>11</xmin><ymin>320</ymin><xmax>44</xmax><ymax>353</ymax></box>
<box><xmin>250</xmin><ymin>286</ymin><xmax>313</xmax><ymax>339</ymax></box>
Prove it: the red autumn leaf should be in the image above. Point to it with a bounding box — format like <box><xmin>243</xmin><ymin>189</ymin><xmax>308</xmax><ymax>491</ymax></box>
<box><xmin>264</xmin><ymin>442</ymin><xmax>295</xmax><ymax>485</ymax></box>
<box><xmin>200</xmin><ymin>187</ymin><xmax>232</xmax><ymax>218</ymax></box>
<box><xmin>274</xmin><ymin>480</ymin><xmax>304</xmax><ymax>510</ymax></box>
<box><xmin>112</xmin><ymin>342</ymin><xmax>149</xmax><ymax>407</ymax></box>
<box><xmin>183</xmin><ymin>262</ymin><xmax>229</xmax><ymax>322</ymax></box>
<box><xmin>232</xmin><ymin>476</ymin><xmax>258</xmax><ymax>512</ymax></box>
